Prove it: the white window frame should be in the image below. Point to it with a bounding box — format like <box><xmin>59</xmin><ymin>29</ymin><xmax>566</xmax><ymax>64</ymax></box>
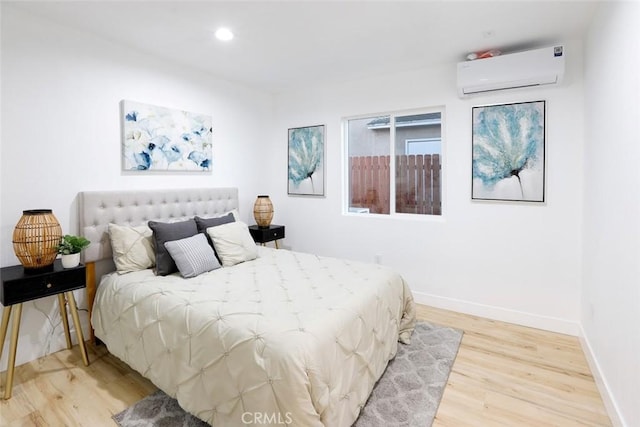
<box><xmin>342</xmin><ymin>106</ymin><xmax>446</xmax><ymax>220</ymax></box>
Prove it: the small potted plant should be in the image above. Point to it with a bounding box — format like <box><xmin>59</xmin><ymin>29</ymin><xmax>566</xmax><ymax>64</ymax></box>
<box><xmin>57</xmin><ymin>234</ymin><xmax>90</xmax><ymax>268</ymax></box>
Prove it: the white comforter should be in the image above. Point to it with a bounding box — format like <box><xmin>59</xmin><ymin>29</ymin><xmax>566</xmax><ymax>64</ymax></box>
<box><xmin>92</xmin><ymin>247</ymin><xmax>416</xmax><ymax>426</ymax></box>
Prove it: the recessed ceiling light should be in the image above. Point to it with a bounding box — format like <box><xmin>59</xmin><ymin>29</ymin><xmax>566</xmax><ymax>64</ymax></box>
<box><xmin>215</xmin><ymin>28</ymin><xmax>234</xmax><ymax>41</ymax></box>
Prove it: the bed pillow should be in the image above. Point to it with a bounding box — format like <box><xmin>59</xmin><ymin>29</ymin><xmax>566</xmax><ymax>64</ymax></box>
<box><xmin>206</xmin><ymin>221</ymin><xmax>258</xmax><ymax>267</ymax></box>
<box><xmin>195</xmin><ymin>212</ymin><xmax>235</xmax><ymax>256</ymax></box>
<box><xmin>148</xmin><ymin>218</ymin><xmax>198</xmax><ymax>276</ymax></box>
<box><xmin>194</xmin><ymin>212</ymin><xmax>235</xmax><ymax>234</ymax></box>
<box><xmin>108</xmin><ymin>223</ymin><xmax>155</xmax><ymax>273</ymax></box>
<box><xmin>164</xmin><ymin>233</ymin><xmax>221</xmax><ymax>278</ymax></box>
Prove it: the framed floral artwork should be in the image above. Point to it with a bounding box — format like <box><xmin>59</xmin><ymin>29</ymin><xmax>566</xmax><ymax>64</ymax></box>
<box><xmin>288</xmin><ymin>124</ymin><xmax>325</xmax><ymax>196</ymax></box>
<box><xmin>472</xmin><ymin>100</ymin><xmax>546</xmax><ymax>202</ymax></box>
<box><xmin>121</xmin><ymin>100</ymin><xmax>212</xmax><ymax>172</ymax></box>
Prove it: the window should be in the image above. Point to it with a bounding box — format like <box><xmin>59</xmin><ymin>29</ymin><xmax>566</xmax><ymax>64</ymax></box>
<box><xmin>345</xmin><ymin>109</ymin><xmax>443</xmax><ymax>216</ymax></box>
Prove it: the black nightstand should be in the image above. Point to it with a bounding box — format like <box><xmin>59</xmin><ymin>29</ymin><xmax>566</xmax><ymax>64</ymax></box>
<box><xmin>249</xmin><ymin>224</ymin><xmax>285</xmax><ymax>249</ymax></box>
<box><xmin>0</xmin><ymin>260</ymin><xmax>89</xmax><ymax>399</ymax></box>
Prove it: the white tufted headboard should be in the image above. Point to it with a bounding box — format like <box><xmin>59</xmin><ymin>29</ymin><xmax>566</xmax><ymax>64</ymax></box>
<box><xmin>79</xmin><ymin>187</ymin><xmax>238</xmax><ymax>264</ymax></box>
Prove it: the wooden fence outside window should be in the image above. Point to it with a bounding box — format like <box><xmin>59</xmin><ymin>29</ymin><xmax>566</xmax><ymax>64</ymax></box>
<box><xmin>349</xmin><ymin>154</ymin><xmax>441</xmax><ymax>215</ymax></box>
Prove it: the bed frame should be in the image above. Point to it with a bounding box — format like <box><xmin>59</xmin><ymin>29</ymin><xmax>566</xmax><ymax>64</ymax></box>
<box><xmin>78</xmin><ymin>187</ymin><xmax>239</xmax><ymax>340</ymax></box>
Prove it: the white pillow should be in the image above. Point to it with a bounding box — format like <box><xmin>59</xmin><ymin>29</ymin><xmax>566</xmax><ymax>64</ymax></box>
<box><xmin>108</xmin><ymin>223</ymin><xmax>156</xmax><ymax>273</ymax></box>
<box><xmin>206</xmin><ymin>221</ymin><xmax>258</xmax><ymax>267</ymax></box>
<box><xmin>164</xmin><ymin>233</ymin><xmax>221</xmax><ymax>278</ymax></box>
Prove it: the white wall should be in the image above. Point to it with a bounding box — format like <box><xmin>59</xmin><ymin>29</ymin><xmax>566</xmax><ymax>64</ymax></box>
<box><xmin>0</xmin><ymin>5</ymin><xmax>273</xmax><ymax>367</ymax></box>
<box><xmin>582</xmin><ymin>2</ymin><xmax>640</xmax><ymax>426</ymax></box>
<box><xmin>272</xmin><ymin>39</ymin><xmax>586</xmax><ymax>335</ymax></box>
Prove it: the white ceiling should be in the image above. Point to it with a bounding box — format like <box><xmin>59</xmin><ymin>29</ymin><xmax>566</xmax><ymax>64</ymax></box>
<box><xmin>7</xmin><ymin>1</ymin><xmax>598</xmax><ymax>93</ymax></box>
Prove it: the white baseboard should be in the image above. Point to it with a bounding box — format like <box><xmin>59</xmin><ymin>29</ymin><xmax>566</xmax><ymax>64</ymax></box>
<box><xmin>412</xmin><ymin>291</ymin><xmax>581</xmax><ymax>336</ymax></box>
<box><xmin>579</xmin><ymin>328</ymin><xmax>626</xmax><ymax>427</ymax></box>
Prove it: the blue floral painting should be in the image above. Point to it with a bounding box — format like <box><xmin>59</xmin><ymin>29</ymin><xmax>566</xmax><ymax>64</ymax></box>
<box><xmin>472</xmin><ymin>101</ymin><xmax>545</xmax><ymax>202</ymax></box>
<box><xmin>122</xmin><ymin>100</ymin><xmax>212</xmax><ymax>171</ymax></box>
<box><xmin>288</xmin><ymin>125</ymin><xmax>325</xmax><ymax>196</ymax></box>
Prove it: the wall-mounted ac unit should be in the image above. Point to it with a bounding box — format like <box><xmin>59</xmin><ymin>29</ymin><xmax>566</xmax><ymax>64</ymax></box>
<box><xmin>457</xmin><ymin>45</ymin><xmax>565</xmax><ymax>97</ymax></box>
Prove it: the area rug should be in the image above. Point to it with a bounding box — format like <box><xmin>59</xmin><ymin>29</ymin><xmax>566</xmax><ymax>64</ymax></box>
<box><xmin>113</xmin><ymin>321</ymin><xmax>462</xmax><ymax>427</ymax></box>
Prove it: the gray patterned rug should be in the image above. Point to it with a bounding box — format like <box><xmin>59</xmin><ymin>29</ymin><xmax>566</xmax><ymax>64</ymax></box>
<box><xmin>113</xmin><ymin>321</ymin><xmax>462</xmax><ymax>427</ymax></box>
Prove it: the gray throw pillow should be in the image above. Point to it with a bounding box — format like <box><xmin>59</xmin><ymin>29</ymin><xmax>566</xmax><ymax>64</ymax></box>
<box><xmin>164</xmin><ymin>233</ymin><xmax>221</xmax><ymax>278</ymax></box>
<box><xmin>194</xmin><ymin>212</ymin><xmax>235</xmax><ymax>234</ymax></box>
<box><xmin>148</xmin><ymin>218</ymin><xmax>198</xmax><ymax>276</ymax></box>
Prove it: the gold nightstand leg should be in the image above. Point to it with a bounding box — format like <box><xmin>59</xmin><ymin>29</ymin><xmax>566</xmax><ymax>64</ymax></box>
<box><xmin>57</xmin><ymin>294</ymin><xmax>72</xmax><ymax>349</ymax></box>
<box><xmin>65</xmin><ymin>292</ymin><xmax>89</xmax><ymax>366</ymax></box>
<box><xmin>274</xmin><ymin>240</ymin><xmax>280</xmax><ymax>249</ymax></box>
<box><xmin>0</xmin><ymin>306</ymin><xmax>12</xmax><ymax>360</ymax></box>
<box><xmin>4</xmin><ymin>303</ymin><xmax>22</xmax><ymax>399</ymax></box>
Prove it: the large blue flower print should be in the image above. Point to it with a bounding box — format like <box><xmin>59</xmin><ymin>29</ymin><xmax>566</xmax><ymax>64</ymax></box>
<box><xmin>288</xmin><ymin>126</ymin><xmax>324</xmax><ymax>192</ymax></box>
<box><xmin>473</xmin><ymin>102</ymin><xmax>544</xmax><ymax>198</ymax></box>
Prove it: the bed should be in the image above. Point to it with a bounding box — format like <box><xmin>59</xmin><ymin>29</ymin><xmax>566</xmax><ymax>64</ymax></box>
<box><xmin>79</xmin><ymin>188</ymin><xmax>416</xmax><ymax>426</ymax></box>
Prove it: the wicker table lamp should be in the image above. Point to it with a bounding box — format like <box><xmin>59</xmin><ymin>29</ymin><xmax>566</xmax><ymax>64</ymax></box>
<box><xmin>12</xmin><ymin>209</ymin><xmax>62</xmax><ymax>270</ymax></box>
<box><xmin>253</xmin><ymin>195</ymin><xmax>274</xmax><ymax>228</ymax></box>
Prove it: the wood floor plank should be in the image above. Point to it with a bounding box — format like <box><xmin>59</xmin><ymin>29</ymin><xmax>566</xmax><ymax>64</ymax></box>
<box><xmin>0</xmin><ymin>304</ymin><xmax>611</xmax><ymax>426</ymax></box>
<box><xmin>419</xmin><ymin>305</ymin><xmax>611</xmax><ymax>426</ymax></box>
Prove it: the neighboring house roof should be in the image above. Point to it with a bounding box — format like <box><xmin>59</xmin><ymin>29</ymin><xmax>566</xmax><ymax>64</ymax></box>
<box><xmin>367</xmin><ymin>113</ymin><xmax>441</xmax><ymax>129</ymax></box>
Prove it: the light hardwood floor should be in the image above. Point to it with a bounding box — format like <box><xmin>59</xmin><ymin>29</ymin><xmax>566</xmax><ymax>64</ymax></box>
<box><xmin>1</xmin><ymin>305</ymin><xmax>611</xmax><ymax>426</ymax></box>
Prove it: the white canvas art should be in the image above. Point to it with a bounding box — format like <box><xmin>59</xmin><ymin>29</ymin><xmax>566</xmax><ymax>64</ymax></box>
<box><xmin>122</xmin><ymin>100</ymin><xmax>212</xmax><ymax>171</ymax></box>
<box><xmin>288</xmin><ymin>125</ymin><xmax>325</xmax><ymax>196</ymax></box>
<box><xmin>472</xmin><ymin>101</ymin><xmax>546</xmax><ymax>202</ymax></box>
